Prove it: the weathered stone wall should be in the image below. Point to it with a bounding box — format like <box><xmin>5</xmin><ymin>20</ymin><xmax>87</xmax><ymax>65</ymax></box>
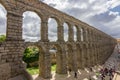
<box><xmin>0</xmin><ymin>0</ymin><xmax>117</xmax><ymax>80</ymax></box>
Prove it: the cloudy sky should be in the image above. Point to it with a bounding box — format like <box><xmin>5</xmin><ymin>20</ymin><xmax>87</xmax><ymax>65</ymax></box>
<box><xmin>0</xmin><ymin>0</ymin><xmax>120</xmax><ymax>42</ymax></box>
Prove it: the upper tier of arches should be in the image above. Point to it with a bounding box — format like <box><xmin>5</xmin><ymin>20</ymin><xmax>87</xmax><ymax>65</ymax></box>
<box><xmin>0</xmin><ymin>0</ymin><xmax>116</xmax><ymax>43</ymax></box>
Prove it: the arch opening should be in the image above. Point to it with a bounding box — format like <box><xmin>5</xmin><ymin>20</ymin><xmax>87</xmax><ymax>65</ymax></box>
<box><xmin>23</xmin><ymin>46</ymin><xmax>40</xmax><ymax>76</ymax></box>
<box><xmin>0</xmin><ymin>4</ymin><xmax>7</xmax><ymax>42</ymax></box>
<box><xmin>22</xmin><ymin>11</ymin><xmax>41</xmax><ymax>42</ymax></box>
<box><xmin>22</xmin><ymin>45</ymin><xmax>46</xmax><ymax>79</ymax></box>
<box><xmin>81</xmin><ymin>28</ymin><xmax>84</xmax><ymax>41</ymax></box>
<box><xmin>49</xmin><ymin>44</ymin><xmax>63</xmax><ymax>74</ymax></box>
<box><xmin>48</xmin><ymin>18</ymin><xmax>58</xmax><ymax>42</ymax></box>
<box><xmin>49</xmin><ymin>45</ymin><xmax>57</xmax><ymax>74</ymax></box>
<box><xmin>73</xmin><ymin>26</ymin><xmax>77</xmax><ymax>41</ymax></box>
<box><xmin>63</xmin><ymin>23</ymin><xmax>69</xmax><ymax>42</ymax></box>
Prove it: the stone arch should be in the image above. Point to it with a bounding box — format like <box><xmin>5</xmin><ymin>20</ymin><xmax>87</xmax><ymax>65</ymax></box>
<box><xmin>49</xmin><ymin>44</ymin><xmax>63</xmax><ymax>74</ymax></box>
<box><xmin>0</xmin><ymin>3</ymin><xmax>7</xmax><ymax>42</ymax></box>
<box><xmin>63</xmin><ymin>22</ymin><xmax>69</xmax><ymax>41</ymax></box>
<box><xmin>48</xmin><ymin>17</ymin><xmax>59</xmax><ymax>42</ymax></box>
<box><xmin>48</xmin><ymin>15</ymin><xmax>61</xmax><ymax>25</ymax></box>
<box><xmin>0</xmin><ymin>1</ymin><xmax>9</xmax><ymax>10</ymax></box>
<box><xmin>21</xmin><ymin>3</ymin><xmax>44</xmax><ymax>19</ymax></box>
<box><xmin>22</xmin><ymin>43</ymin><xmax>45</xmax><ymax>80</ymax></box>
<box><xmin>22</xmin><ymin>11</ymin><xmax>41</xmax><ymax>42</ymax></box>
<box><xmin>82</xmin><ymin>27</ymin><xmax>87</xmax><ymax>42</ymax></box>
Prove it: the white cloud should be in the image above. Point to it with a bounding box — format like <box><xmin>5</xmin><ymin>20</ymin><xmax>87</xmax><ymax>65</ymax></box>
<box><xmin>108</xmin><ymin>0</ymin><xmax>120</xmax><ymax>9</ymax></box>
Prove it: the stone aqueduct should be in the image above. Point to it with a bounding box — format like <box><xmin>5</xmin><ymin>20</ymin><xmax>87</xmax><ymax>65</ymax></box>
<box><xmin>0</xmin><ymin>0</ymin><xmax>117</xmax><ymax>80</ymax></box>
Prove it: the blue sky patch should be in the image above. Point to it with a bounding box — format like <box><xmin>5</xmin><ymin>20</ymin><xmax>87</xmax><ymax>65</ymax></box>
<box><xmin>110</xmin><ymin>5</ymin><xmax>120</xmax><ymax>15</ymax></box>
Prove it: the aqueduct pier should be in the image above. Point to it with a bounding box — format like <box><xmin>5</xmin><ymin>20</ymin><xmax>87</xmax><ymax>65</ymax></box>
<box><xmin>0</xmin><ymin>0</ymin><xmax>117</xmax><ymax>80</ymax></box>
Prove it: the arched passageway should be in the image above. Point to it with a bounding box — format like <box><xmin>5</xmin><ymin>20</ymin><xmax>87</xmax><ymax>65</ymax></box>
<box><xmin>22</xmin><ymin>44</ymin><xmax>51</xmax><ymax>79</ymax></box>
<box><xmin>49</xmin><ymin>45</ymin><xmax>57</xmax><ymax>73</ymax></box>
<box><xmin>22</xmin><ymin>11</ymin><xmax>41</xmax><ymax>42</ymax></box>
<box><xmin>23</xmin><ymin>46</ymin><xmax>40</xmax><ymax>75</ymax></box>
<box><xmin>49</xmin><ymin>44</ymin><xmax>66</xmax><ymax>74</ymax></box>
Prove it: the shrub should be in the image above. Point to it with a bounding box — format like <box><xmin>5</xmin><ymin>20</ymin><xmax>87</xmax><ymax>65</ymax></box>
<box><xmin>0</xmin><ymin>35</ymin><xmax>6</xmax><ymax>42</ymax></box>
<box><xmin>23</xmin><ymin>47</ymin><xmax>39</xmax><ymax>67</ymax></box>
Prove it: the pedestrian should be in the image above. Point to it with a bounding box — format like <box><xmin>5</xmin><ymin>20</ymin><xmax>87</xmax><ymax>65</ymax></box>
<box><xmin>89</xmin><ymin>75</ymin><xmax>92</xmax><ymax>80</ymax></box>
<box><xmin>74</xmin><ymin>72</ymin><xmax>77</xmax><ymax>78</ymax></box>
<box><xmin>104</xmin><ymin>67</ymin><xmax>108</xmax><ymax>75</ymax></box>
<box><xmin>100</xmin><ymin>68</ymin><xmax>104</xmax><ymax>74</ymax></box>
<box><xmin>68</xmin><ymin>68</ymin><xmax>72</xmax><ymax>72</ymax></box>
<box><xmin>109</xmin><ymin>77</ymin><xmax>112</xmax><ymax>80</ymax></box>
<box><xmin>101</xmin><ymin>73</ymin><xmax>105</xmax><ymax>80</ymax></box>
<box><xmin>109</xmin><ymin>68</ymin><xmax>114</xmax><ymax>78</ymax></box>
<box><xmin>113</xmin><ymin>66</ymin><xmax>116</xmax><ymax>74</ymax></box>
<box><xmin>89</xmin><ymin>67</ymin><xmax>93</xmax><ymax>72</ymax></box>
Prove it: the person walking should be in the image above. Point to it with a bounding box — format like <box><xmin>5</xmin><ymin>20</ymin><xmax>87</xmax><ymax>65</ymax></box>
<box><xmin>74</xmin><ymin>71</ymin><xmax>77</xmax><ymax>78</ymax></box>
<box><xmin>104</xmin><ymin>67</ymin><xmax>108</xmax><ymax>75</ymax></box>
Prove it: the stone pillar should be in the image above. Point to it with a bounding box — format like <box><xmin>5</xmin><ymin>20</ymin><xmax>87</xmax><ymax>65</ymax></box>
<box><xmin>91</xmin><ymin>44</ymin><xmax>96</xmax><ymax>66</ymax></box>
<box><xmin>89</xmin><ymin>29</ymin><xmax>92</xmax><ymax>42</ymax></box>
<box><xmin>56</xmin><ymin>46</ymin><xmax>67</xmax><ymax>74</ymax></box>
<box><xmin>89</xmin><ymin>44</ymin><xmax>94</xmax><ymax>66</ymax></box>
<box><xmin>91</xmin><ymin>30</ymin><xmax>95</xmax><ymax>42</ymax></box>
<box><xmin>61</xmin><ymin>48</ymin><xmax>67</xmax><ymax>74</ymax></box>
<box><xmin>94</xmin><ymin>45</ymin><xmax>97</xmax><ymax>65</ymax></box>
<box><xmin>87</xmin><ymin>29</ymin><xmax>90</xmax><ymax>42</ymax></box>
<box><xmin>85</xmin><ymin>28</ymin><xmax>88</xmax><ymax>42</ymax></box>
<box><xmin>68</xmin><ymin>24</ymin><xmax>74</xmax><ymax>41</ymax></box>
<box><xmin>41</xmin><ymin>17</ymin><xmax>49</xmax><ymax>42</ymax></box>
<box><xmin>7</xmin><ymin>12</ymin><xmax>23</xmax><ymax>40</ymax></box>
<box><xmin>39</xmin><ymin>45</ymin><xmax>51</xmax><ymax>79</ymax></box>
<box><xmin>82</xmin><ymin>44</ymin><xmax>88</xmax><ymax>67</ymax></box>
<box><xmin>77</xmin><ymin>28</ymin><xmax>81</xmax><ymax>42</ymax></box>
<box><xmin>72</xmin><ymin>46</ymin><xmax>78</xmax><ymax>71</ymax></box>
<box><xmin>85</xmin><ymin>44</ymin><xmax>89</xmax><ymax>67</ymax></box>
<box><xmin>96</xmin><ymin>44</ymin><xmax>99</xmax><ymax>64</ymax></box>
<box><xmin>57</xmin><ymin>22</ymin><xmax>64</xmax><ymax>42</ymax></box>
<box><xmin>83</xmin><ymin>28</ymin><xmax>87</xmax><ymax>42</ymax></box>
<box><xmin>78</xmin><ymin>44</ymin><xmax>84</xmax><ymax>69</ymax></box>
<box><xmin>87</xmin><ymin>44</ymin><xmax>91</xmax><ymax>67</ymax></box>
<box><xmin>76</xmin><ymin>45</ymin><xmax>82</xmax><ymax>69</ymax></box>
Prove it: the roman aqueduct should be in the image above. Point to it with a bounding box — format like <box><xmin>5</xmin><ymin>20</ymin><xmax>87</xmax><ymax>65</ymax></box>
<box><xmin>0</xmin><ymin>0</ymin><xmax>117</xmax><ymax>80</ymax></box>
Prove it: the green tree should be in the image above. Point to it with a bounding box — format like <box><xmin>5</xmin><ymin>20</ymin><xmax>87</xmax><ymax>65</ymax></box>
<box><xmin>0</xmin><ymin>35</ymin><xmax>6</xmax><ymax>42</ymax></box>
<box><xmin>23</xmin><ymin>46</ymin><xmax>39</xmax><ymax>67</ymax></box>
